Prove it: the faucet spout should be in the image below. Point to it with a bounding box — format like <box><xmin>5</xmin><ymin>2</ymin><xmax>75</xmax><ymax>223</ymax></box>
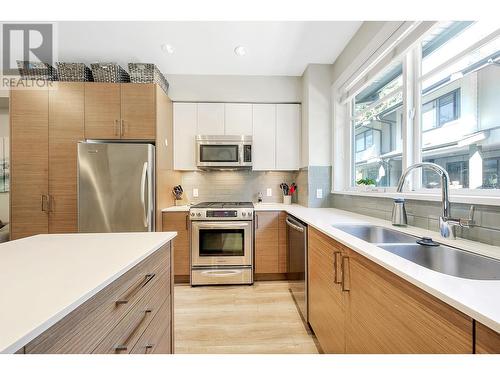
<box><xmin>396</xmin><ymin>162</ymin><xmax>451</xmax><ymax>219</ymax></box>
<box><xmin>394</xmin><ymin>162</ymin><xmax>472</xmax><ymax>239</ymax></box>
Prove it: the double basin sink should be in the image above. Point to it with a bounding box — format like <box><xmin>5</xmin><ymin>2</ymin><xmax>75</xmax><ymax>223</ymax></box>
<box><xmin>332</xmin><ymin>224</ymin><xmax>500</xmax><ymax>280</ymax></box>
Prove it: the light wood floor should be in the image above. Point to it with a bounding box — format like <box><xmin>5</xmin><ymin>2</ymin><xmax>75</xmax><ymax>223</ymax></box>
<box><xmin>174</xmin><ymin>281</ymin><xmax>320</xmax><ymax>354</ymax></box>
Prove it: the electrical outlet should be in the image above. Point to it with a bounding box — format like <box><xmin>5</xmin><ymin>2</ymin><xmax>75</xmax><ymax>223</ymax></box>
<box><xmin>316</xmin><ymin>188</ymin><xmax>323</xmax><ymax>199</ymax></box>
<box><xmin>266</xmin><ymin>188</ymin><xmax>272</xmax><ymax>197</ymax></box>
<box><xmin>193</xmin><ymin>188</ymin><xmax>199</xmax><ymax>198</ymax></box>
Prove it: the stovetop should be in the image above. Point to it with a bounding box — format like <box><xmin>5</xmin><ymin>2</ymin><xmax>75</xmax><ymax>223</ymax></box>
<box><xmin>191</xmin><ymin>202</ymin><xmax>254</xmax><ymax>209</ymax></box>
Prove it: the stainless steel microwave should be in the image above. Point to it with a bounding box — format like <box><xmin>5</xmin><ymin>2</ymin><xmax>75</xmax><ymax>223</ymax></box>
<box><xmin>196</xmin><ymin>135</ymin><xmax>252</xmax><ymax>169</ymax></box>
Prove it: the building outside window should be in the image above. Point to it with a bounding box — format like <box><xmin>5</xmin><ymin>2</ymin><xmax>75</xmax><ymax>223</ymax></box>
<box><xmin>344</xmin><ymin>21</ymin><xmax>500</xmax><ymax>197</ymax></box>
<box><xmin>420</xmin><ymin>21</ymin><xmax>500</xmax><ymax>191</ymax></box>
<box><xmin>422</xmin><ymin>89</ymin><xmax>460</xmax><ymax>131</ymax></box>
<box><xmin>352</xmin><ymin>62</ymin><xmax>403</xmax><ymax>188</ymax></box>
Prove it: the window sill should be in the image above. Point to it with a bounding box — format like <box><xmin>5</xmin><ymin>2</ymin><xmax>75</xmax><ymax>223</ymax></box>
<box><xmin>332</xmin><ymin>189</ymin><xmax>500</xmax><ymax>207</ymax></box>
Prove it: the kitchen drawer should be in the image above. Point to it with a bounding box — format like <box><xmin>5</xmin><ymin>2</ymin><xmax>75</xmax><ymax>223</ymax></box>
<box><xmin>92</xmin><ymin>267</ymin><xmax>171</xmax><ymax>354</ymax></box>
<box><xmin>131</xmin><ymin>296</ymin><xmax>172</xmax><ymax>354</ymax></box>
<box><xmin>26</xmin><ymin>243</ymin><xmax>170</xmax><ymax>353</ymax></box>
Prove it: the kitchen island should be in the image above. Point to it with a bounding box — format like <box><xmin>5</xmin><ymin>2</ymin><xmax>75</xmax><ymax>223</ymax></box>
<box><xmin>0</xmin><ymin>232</ymin><xmax>176</xmax><ymax>354</ymax></box>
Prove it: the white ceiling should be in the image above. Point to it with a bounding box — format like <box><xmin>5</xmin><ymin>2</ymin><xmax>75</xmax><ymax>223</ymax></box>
<box><xmin>56</xmin><ymin>21</ymin><xmax>361</xmax><ymax>76</ymax></box>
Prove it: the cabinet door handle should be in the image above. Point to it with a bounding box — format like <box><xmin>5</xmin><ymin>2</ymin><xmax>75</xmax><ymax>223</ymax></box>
<box><xmin>144</xmin><ymin>344</ymin><xmax>154</xmax><ymax>354</ymax></box>
<box><xmin>120</xmin><ymin>119</ymin><xmax>125</xmax><ymax>136</ymax></box>
<box><xmin>41</xmin><ymin>195</ymin><xmax>49</xmax><ymax>213</ymax></box>
<box><xmin>185</xmin><ymin>214</ymin><xmax>189</xmax><ymax>230</ymax></box>
<box><xmin>115</xmin><ymin>273</ymin><xmax>155</xmax><ymax>305</ymax></box>
<box><xmin>114</xmin><ymin>309</ymin><xmax>152</xmax><ymax>353</ymax></box>
<box><xmin>48</xmin><ymin>195</ymin><xmax>54</xmax><ymax>213</ymax></box>
<box><xmin>341</xmin><ymin>256</ymin><xmax>351</xmax><ymax>292</ymax></box>
<box><xmin>256</xmin><ymin>214</ymin><xmax>259</xmax><ymax>229</ymax></box>
<box><xmin>114</xmin><ymin>119</ymin><xmax>119</xmax><ymax>136</ymax></box>
<box><xmin>334</xmin><ymin>251</ymin><xmax>342</xmax><ymax>284</ymax></box>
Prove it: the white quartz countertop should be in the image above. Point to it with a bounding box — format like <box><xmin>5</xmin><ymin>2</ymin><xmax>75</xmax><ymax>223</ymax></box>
<box><xmin>255</xmin><ymin>203</ymin><xmax>500</xmax><ymax>333</ymax></box>
<box><xmin>162</xmin><ymin>202</ymin><xmax>500</xmax><ymax>332</ymax></box>
<box><xmin>0</xmin><ymin>232</ymin><xmax>177</xmax><ymax>354</ymax></box>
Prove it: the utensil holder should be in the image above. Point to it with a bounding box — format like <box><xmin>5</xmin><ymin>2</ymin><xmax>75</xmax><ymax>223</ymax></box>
<box><xmin>283</xmin><ymin>195</ymin><xmax>292</xmax><ymax>205</ymax></box>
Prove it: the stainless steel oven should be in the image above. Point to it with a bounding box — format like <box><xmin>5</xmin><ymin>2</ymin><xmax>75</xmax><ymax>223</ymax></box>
<box><xmin>190</xmin><ymin>202</ymin><xmax>254</xmax><ymax>286</ymax></box>
<box><xmin>191</xmin><ymin>221</ymin><xmax>252</xmax><ymax>267</ymax></box>
<box><xmin>196</xmin><ymin>135</ymin><xmax>252</xmax><ymax>169</ymax></box>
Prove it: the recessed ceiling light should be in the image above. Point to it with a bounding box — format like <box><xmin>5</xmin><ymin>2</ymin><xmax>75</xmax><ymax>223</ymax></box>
<box><xmin>234</xmin><ymin>46</ymin><xmax>246</xmax><ymax>56</ymax></box>
<box><xmin>161</xmin><ymin>44</ymin><xmax>175</xmax><ymax>54</ymax></box>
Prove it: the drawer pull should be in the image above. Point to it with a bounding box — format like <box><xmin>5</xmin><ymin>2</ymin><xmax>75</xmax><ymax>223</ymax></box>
<box><xmin>341</xmin><ymin>256</ymin><xmax>351</xmax><ymax>292</ymax></box>
<box><xmin>145</xmin><ymin>344</ymin><xmax>154</xmax><ymax>354</ymax></box>
<box><xmin>334</xmin><ymin>251</ymin><xmax>342</xmax><ymax>284</ymax></box>
<box><xmin>116</xmin><ymin>273</ymin><xmax>155</xmax><ymax>305</ymax></box>
<box><xmin>114</xmin><ymin>309</ymin><xmax>152</xmax><ymax>353</ymax></box>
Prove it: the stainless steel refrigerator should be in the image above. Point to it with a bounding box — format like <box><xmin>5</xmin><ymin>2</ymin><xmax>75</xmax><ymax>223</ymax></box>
<box><xmin>77</xmin><ymin>142</ymin><xmax>155</xmax><ymax>233</ymax></box>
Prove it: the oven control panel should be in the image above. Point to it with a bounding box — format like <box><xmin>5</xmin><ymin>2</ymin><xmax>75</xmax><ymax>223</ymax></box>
<box><xmin>189</xmin><ymin>209</ymin><xmax>253</xmax><ymax>221</ymax></box>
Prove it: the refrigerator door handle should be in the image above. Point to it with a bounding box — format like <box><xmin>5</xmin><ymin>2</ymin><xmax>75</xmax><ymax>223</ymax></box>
<box><xmin>140</xmin><ymin>162</ymin><xmax>148</xmax><ymax>228</ymax></box>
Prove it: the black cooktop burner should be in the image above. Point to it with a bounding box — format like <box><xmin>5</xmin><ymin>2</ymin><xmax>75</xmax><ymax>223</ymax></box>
<box><xmin>192</xmin><ymin>202</ymin><xmax>254</xmax><ymax>209</ymax></box>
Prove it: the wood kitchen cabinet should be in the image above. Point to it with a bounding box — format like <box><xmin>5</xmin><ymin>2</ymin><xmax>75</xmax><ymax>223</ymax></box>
<box><xmin>307</xmin><ymin>227</ymin><xmax>473</xmax><ymax>354</ymax></box>
<box><xmin>255</xmin><ymin>211</ymin><xmax>280</xmax><ymax>274</ymax></box>
<box><xmin>10</xmin><ymin>83</ymin><xmax>85</xmax><ymax>239</ymax></box>
<box><xmin>22</xmin><ymin>243</ymin><xmax>173</xmax><ymax>354</ymax></box>
<box><xmin>121</xmin><ymin>83</ymin><xmax>156</xmax><ymax>140</ymax></box>
<box><xmin>476</xmin><ymin>322</ymin><xmax>500</xmax><ymax>353</ymax></box>
<box><xmin>254</xmin><ymin>211</ymin><xmax>288</xmax><ymax>278</ymax></box>
<box><xmin>84</xmin><ymin>83</ymin><xmax>121</xmax><ymax>139</ymax></box>
<box><xmin>162</xmin><ymin>211</ymin><xmax>191</xmax><ymax>282</ymax></box>
<box><xmin>11</xmin><ymin>82</ymin><xmax>171</xmax><ymax>239</ymax></box>
<box><xmin>308</xmin><ymin>227</ymin><xmax>346</xmax><ymax>353</ymax></box>
<box><xmin>84</xmin><ymin>83</ymin><xmax>156</xmax><ymax>140</ymax></box>
<box><xmin>49</xmin><ymin>82</ymin><xmax>85</xmax><ymax>233</ymax></box>
<box><xmin>10</xmin><ymin>86</ymin><xmax>49</xmax><ymax>239</ymax></box>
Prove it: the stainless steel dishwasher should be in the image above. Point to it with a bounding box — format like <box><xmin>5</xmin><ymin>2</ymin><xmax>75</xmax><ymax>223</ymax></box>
<box><xmin>286</xmin><ymin>215</ymin><xmax>308</xmax><ymax>322</ymax></box>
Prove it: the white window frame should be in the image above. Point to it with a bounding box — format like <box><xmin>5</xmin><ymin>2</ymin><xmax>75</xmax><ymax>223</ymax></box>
<box><xmin>332</xmin><ymin>21</ymin><xmax>500</xmax><ymax>206</ymax></box>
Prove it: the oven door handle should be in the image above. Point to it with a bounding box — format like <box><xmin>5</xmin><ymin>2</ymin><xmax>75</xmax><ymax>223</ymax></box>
<box><xmin>201</xmin><ymin>269</ymin><xmax>243</xmax><ymax>277</ymax></box>
<box><xmin>195</xmin><ymin>222</ymin><xmax>249</xmax><ymax>229</ymax></box>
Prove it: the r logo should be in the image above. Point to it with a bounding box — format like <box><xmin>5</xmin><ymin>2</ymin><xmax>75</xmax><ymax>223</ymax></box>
<box><xmin>2</xmin><ymin>23</ymin><xmax>53</xmax><ymax>75</ymax></box>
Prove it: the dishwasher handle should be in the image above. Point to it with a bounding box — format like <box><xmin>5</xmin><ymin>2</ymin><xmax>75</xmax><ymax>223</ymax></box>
<box><xmin>286</xmin><ymin>216</ymin><xmax>305</xmax><ymax>233</ymax></box>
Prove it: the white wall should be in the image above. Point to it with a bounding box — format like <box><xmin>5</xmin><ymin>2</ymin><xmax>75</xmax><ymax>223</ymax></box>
<box><xmin>301</xmin><ymin>64</ymin><xmax>332</xmax><ymax>167</ymax></box>
<box><xmin>166</xmin><ymin>74</ymin><xmax>302</xmax><ymax>103</ymax></box>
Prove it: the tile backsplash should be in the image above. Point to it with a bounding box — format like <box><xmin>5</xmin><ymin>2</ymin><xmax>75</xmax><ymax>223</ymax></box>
<box><xmin>179</xmin><ymin>170</ymin><xmax>299</xmax><ymax>204</ymax></box>
<box><xmin>331</xmin><ymin>193</ymin><xmax>500</xmax><ymax>247</ymax></box>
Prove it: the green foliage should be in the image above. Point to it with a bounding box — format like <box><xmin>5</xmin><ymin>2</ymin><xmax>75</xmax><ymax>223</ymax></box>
<box><xmin>356</xmin><ymin>178</ymin><xmax>376</xmax><ymax>186</ymax></box>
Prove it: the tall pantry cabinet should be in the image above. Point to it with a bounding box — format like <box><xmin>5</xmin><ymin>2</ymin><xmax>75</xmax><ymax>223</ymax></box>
<box><xmin>10</xmin><ymin>83</ymin><xmax>85</xmax><ymax>240</ymax></box>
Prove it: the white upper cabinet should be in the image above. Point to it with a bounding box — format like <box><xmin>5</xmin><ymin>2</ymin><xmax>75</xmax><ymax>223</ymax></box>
<box><xmin>276</xmin><ymin>104</ymin><xmax>301</xmax><ymax>170</ymax></box>
<box><xmin>252</xmin><ymin>104</ymin><xmax>276</xmax><ymax>170</ymax></box>
<box><xmin>173</xmin><ymin>101</ymin><xmax>301</xmax><ymax>171</ymax></box>
<box><xmin>224</xmin><ymin>103</ymin><xmax>253</xmax><ymax>135</ymax></box>
<box><xmin>173</xmin><ymin>102</ymin><xmax>198</xmax><ymax>170</ymax></box>
<box><xmin>197</xmin><ymin>103</ymin><xmax>225</xmax><ymax>135</ymax></box>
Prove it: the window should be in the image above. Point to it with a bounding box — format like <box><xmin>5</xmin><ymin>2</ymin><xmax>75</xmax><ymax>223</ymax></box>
<box><xmin>483</xmin><ymin>158</ymin><xmax>499</xmax><ymax>189</ymax></box>
<box><xmin>422</xmin><ymin>89</ymin><xmax>460</xmax><ymax>131</ymax></box>
<box><xmin>420</xmin><ymin>21</ymin><xmax>500</xmax><ymax>191</ymax></box>
<box><xmin>351</xmin><ymin>63</ymin><xmax>403</xmax><ymax>188</ymax></box>
<box><xmin>355</xmin><ymin>130</ymin><xmax>374</xmax><ymax>152</ymax></box>
<box><xmin>340</xmin><ymin>21</ymin><xmax>500</xmax><ymax>197</ymax></box>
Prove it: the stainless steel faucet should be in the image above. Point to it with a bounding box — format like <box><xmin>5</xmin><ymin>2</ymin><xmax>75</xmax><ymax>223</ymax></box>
<box><xmin>393</xmin><ymin>162</ymin><xmax>474</xmax><ymax>239</ymax></box>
